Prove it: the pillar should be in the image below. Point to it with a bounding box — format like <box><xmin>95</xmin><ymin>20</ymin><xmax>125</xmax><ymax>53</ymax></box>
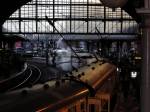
<box><xmin>0</xmin><ymin>23</ymin><xmax>2</xmax><ymax>49</ymax></box>
<box><xmin>141</xmin><ymin>15</ymin><xmax>150</xmax><ymax>112</ymax></box>
<box><xmin>136</xmin><ymin>1</ymin><xmax>150</xmax><ymax>111</ymax></box>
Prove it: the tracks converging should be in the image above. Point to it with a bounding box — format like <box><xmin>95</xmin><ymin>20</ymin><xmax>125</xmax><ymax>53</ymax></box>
<box><xmin>0</xmin><ymin>63</ymin><xmax>42</xmax><ymax>92</ymax></box>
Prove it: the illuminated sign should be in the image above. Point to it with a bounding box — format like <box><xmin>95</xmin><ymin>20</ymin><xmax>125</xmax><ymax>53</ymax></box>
<box><xmin>131</xmin><ymin>71</ymin><xmax>137</xmax><ymax>78</ymax></box>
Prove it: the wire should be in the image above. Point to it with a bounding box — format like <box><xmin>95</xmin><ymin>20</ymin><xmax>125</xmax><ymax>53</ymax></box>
<box><xmin>45</xmin><ymin>15</ymin><xmax>82</xmax><ymax>62</ymax></box>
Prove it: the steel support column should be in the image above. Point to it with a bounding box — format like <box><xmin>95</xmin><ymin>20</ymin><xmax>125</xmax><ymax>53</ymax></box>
<box><xmin>137</xmin><ymin>0</ymin><xmax>150</xmax><ymax>110</ymax></box>
<box><xmin>0</xmin><ymin>24</ymin><xmax>2</xmax><ymax>35</ymax></box>
<box><xmin>141</xmin><ymin>15</ymin><xmax>150</xmax><ymax>112</ymax></box>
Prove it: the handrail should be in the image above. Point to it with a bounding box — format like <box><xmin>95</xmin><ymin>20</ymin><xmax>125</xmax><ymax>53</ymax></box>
<box><xmin>64</xmin><ymin>76</ymin><xmax>96</xmax><ymax>96</ymax></box>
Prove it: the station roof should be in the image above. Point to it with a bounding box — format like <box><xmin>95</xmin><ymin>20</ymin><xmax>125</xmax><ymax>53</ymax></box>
<box><xmin>0</xmin><ymin>0</ymin><xmax>142</xmax><ymax>26</ymax></box>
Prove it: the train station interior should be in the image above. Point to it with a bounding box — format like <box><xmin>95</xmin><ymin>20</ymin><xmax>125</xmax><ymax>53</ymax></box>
<box><xmin>0</xmin><ymin>0</ymin><xmax>149</xmax><ymax>112</ymax></box>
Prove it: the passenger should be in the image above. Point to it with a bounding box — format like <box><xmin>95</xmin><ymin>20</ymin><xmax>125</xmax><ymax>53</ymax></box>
<box><xmin>52</xmin><ymin>51</ymin><xmax>56</xmax><ymax>67</ymax></box>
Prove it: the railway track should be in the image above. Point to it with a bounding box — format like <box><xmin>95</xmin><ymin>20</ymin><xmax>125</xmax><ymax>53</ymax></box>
<box><xmin>7</xmin><ymin>68</ymin><xmax>32</xmax><ymax>91</ymax></box>
<box><xmin>8</xmin><ymin>64</ymin><xmax>42</xmax><ymax>91</ymax></box>
<box><xmin>28</xmin><ymin>64</ymin><xmax>42</xmax><ymax>85</ymax></box>
<box><xmin>0</xmin><ymin>63</ymin><xmax>42</xmax><ymax>92</ymax></box>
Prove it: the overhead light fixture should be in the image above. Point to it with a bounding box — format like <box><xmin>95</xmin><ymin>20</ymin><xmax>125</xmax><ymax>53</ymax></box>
<box><xmin>134</xmin><ymin>56</ymin><xmax>142</xmax><ymax>60</ymax></box>
<box><xmin>100</xmin><ymin>0</ymin><xmax>128</xmax><ymax>8</ymax></box>
<box><xmin>117</xmin><ymin>67</ymin><xmax>121</xmax><ymax>72</ymax></box>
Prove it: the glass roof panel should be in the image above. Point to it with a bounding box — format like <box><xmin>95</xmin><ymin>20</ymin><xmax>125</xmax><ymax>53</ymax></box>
<box><xmin>3</xmin><ymin>0</ymin><xmax>138</xmax><ymax>34</ymax></box>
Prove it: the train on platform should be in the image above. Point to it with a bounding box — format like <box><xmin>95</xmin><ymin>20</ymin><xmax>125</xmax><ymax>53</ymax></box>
<box><xmin>0</xmin><ymin>59</ymin><xmax>118</xmax><ymax>112</ymax></box>
<box><xmin>0</xmin><ymin>34</ymin><xmax>118</xmax><ymax>112</ymax></box>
